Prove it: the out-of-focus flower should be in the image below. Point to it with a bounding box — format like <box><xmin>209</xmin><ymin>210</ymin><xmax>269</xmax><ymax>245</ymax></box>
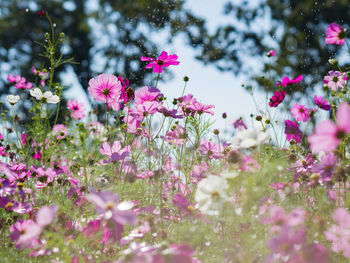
<box><xmin>30</xmin><ymin>88</ymin><xmax>60</xmax><ymax>104</ymax></box>
<box><xmin>86</xmin><ymin>190</ymin><xmax>137</xmax><ymax>226</ymax></box>
<box><xmin>266</xmin><ymin>50</ymin><xmax>275</xmax><ymax>57</ymax></box>
<box><xmin>269</xmin><ymin>90</ymin><xmax>286</xmax><ymax>107</ymax></box>
<box><xmin>87</xmin><ymin>122</ymin><xmax>107</xmax><ymax>140</ymax></box>
<box><xmin>241</xmin><ymin>155</ymin><xmax>260</xmax><ymax>172</ymax></box>
<box><xmin>276</xmin><ymin>75</ymin><xmax>303</xmax><ymax>87</ymax></box>
<box><xmin>198</xmin><ymin>140</ymin><xmax>220</xmax><ymax>159</ymax></box>
<box><xmin>120</xmin><ymin>222</ymin><xmax>150</xmax><ymax>246</ymax></box>
<box><xmin>284</xmin><ymin>120</ymin><xmax>302</xmax><ymax>144</ymax></box>
<box><xmin>325</xmin><ymin>208</ymin><xmax>350</xmax><ymax>257</ymax></box>
<box><xmin>100</xmin><ymin>141</ymin><xmax>131</xmax><ymax>164</ymax></box>
<box><xmin>88</xmin><ymin>73</ymin><xmax>122</xmax><ymax>103</ymax></box>
<box><xmin>52</xmin><ymin>124</ymin><xmax>67</xmax><ymax>140</ymax></box>
<box><xmin>67</xmin><ymin>100</ymin><xmax>86</xmax><ymax>120</ymax></box>
<box><xmin>7</xmin><ymin>74</ymin><xmax>32</xmax><ymax>89</ymax></box>
<box><xmin>231</xmin><ymin>128</ymin><xmax>270</xmax><ymax>150</ymax></box>
<box><xmin>325</xmin><ymin>23</ymin><xmax>346</xmax><ymax>45</ymax></box>
<box><xmin>141</xmin><ymin>51</ymin><xmax>180</xmax><ymax>73</ymax></box>
<box><xmin>324</xmin><ymin>70</ymin><xmax>348</xmax><ymax>91</ymax></box>
<box><xmin>308</xmin><ymin>102</ymin><xmax>350</xmax><ymax>153</ymax></box>
<box><xmin>6</xmin><ymin>95</ymin><xmax>20</xmax><ymax>105</ymax></box>
<box><xmin>290</xmin><ymin>103</ymin><xmax>310</xmax><ymax>122</ymax></box>
<box><xmin>230</xmin><ymin>118</ymin><xmax>248</xmax><ymax>131</ymax></box>
<box><xmin>314</xmin><ymin>95</ymin><xmax>331</xmax><ymax>111</ymax></box>
<box><xmin>195</xmin><ymin>175</ymin><xmax>230</xmax><ymax>216</ymax></box>
<box><xmin>312</xmin><ymin>152</ymin><xmax>337</xmax><ymax>181</ymax></box>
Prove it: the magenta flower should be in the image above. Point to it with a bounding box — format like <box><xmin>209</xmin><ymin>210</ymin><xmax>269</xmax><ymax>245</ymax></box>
<box><xmin>88</xmin><ymin>73</ymin><xmax>122</xmax><ymax>103</ymax></box>
<box><xmin>141</xmin><ymin>51</ymin><xmax>180</xmax><ymax>73</ymax></box>
<box><xmin>7</xmin><ymin>74</ymin><xmax>33</xmax><ymax>89</ymax></box>
<box><xmin>52</xmin><ymin>124</ymin><xmax>67</xmax><ymax>140</ymax></box>
<box><xmin>308</xmin><ymin>102</ymin><xmax>350</xmax><ymax>153</ymax></box>
<box><xmin>67</xmin><ymin>100</ymin><xmax>86</xmax><ymax>120</ymax></box>
<box><xmin>269</xmin><ymin>90</ymin><xmax>286</xmax><ymax>107</ymax></box>
<box><xmin>290</xmin><ymin>103</ymin><xmax>310</xmax><ymax>122</ymax></box>
<box><xmin>285</xmin><ymin>120</ymin><xmax>302</xmax><ymax>144</ymax></box>
<box><xmin>324</xmin><ymin>70</ymin><xmax>348</xmax><ymax>91</ymax></box>
<box><xmin>314</xmin><ymin>95</ymin><xmax>331</xmax><ymax>111</ymax></box>
<box><xmin>266</xmin><ymin>50</ymin><xmax>276</xmax><ymax>57</ymax></box>
<box><xmin>276</xmin><ymin>75</ymin><xmax>303</xmax><ymax>87</ymax></box>
<box><xmin>325</xmin><ymin>23</ymin><xmax>347</xmax><ymax>45</ymax></box>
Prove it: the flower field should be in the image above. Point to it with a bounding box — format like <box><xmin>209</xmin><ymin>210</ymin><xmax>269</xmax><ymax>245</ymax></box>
<box><xmin>1</xmin><ymin>10</ymin><xmax>350</xmax><ymax>263</ymax></box>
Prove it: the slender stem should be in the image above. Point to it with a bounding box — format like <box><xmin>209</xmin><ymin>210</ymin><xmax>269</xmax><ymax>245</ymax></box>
<box><xmin>11</xmin><ymin>105</ymin><xmax>23</xmax><ymax>150</ymax></box>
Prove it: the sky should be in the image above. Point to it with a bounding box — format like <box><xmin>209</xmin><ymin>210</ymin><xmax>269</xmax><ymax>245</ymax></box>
<box><xmin>64</xmin><ymin>0</ymin><xmax>267</xmax><ymax>133</ymax></box>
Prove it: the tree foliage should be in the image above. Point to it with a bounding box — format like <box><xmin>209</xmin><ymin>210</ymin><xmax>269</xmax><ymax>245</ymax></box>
<box><xmin>194</xmin><ymin>0</ymin><xmax>350</xmax><ymax>94</ymax></box>
<box><xmin>0</xmin><ymin>0</ymin><xmax>206</xmax><ymax>94</ymax></box>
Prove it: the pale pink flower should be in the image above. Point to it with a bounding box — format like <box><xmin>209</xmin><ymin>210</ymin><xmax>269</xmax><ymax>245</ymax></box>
<box><xmin>141</xmin><ymin>51</ymin><xmax>180</xmax><ymax>73</ymax></box>
<box><xmin>290</xmin><ymin>103</ymin><xmax>310</xmax><ymax>122</ymax></box>
<box><xmin>198</xmin><ymin>140</ymin><xmax>220</xmax><ymax>159</ymax></box>
<box><xmin>52</xmin><ymin>124</ymin><xmax>67</xmax><ymax>140</ymax></box>
<box><xmin>100</xmin><ymin>141</ymin><xmax>131</xmax><ymax>164</ymax></box>
<box><xmin>324</xmin><ymin>70</ymin><xmax>348</xmax><ymax>91</ymax></box>
<box><xmin>134</xmin><ymin>86</ymin><xmax>163</xmax><ymax>105</ymax></box>
<box><xmin>325</xmin><ymin>23</ymin><xmax>346</xmax><ymax>45</ymax></box>
<box><xmin>67</xmin><ymin>100</ymin><xmax>86</xmax><ymax>120</ymax></box>
<box><xmin>88</xmin><ymin>73</ymin><xmax>122</xmax><ymax>103</ymax></box>
<box><xmin>308</xmin><ymin>102</ymin><xmax>350</xmax><ymax>153</ymax></box>
<box><xmin>325</xmin><ymin>208</ymin><xmax>350</xmax><ymax>257</ymax></box>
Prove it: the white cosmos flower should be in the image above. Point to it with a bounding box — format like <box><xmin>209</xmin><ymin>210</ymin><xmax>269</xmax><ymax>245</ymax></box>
<box><xmin>231</xmin><ymin>128</ymin><xmax>270</xmax><ymax>150</ymax></box>
<box><xmin>195</xmin><ymin>175</ymin><xmax>230</xmax><ymax>216</ymax></box>
<box><xmin>6</xmin><ymin>95</ymin><xmax>20</xmax><ymax>105</ymax></box>
<box><xmin>30</xmin><ymin>88</ymin><xmax>60</xmax><ymax>104</ymax></box>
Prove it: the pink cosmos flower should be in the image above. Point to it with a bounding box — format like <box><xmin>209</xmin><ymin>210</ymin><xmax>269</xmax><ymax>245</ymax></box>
<box><xmin>135</xmin><ymin>101</ymin><xmax>160</xmax><ymax>116</ymax></box>
<box><xmin>32</xmin><ymin>66</ymin><xmax>48</xmax><ymax>86</ymax></box>
<box><xmin>312</xmin><ymin>152</ymin><xmax>337</xmax><ymax>181</ymax></box>
<box><xmin>324</xmin><ymin>70</ymin><xmax>348</xmax><ymax>91</ymax></box>
<box><xmin>269</xmin><ymin>90</ymin><xmax>286</xmax><ymax>107</ymax></box>
<box><xmin>325</xmin><ymin>208</ymin><xmax>350</xmax><ymax>258</ymax></box>
<box><xmin>67</xmin><ymin>100</ymin><xmax>86</xmax><ymax>120</ymax></box>
<box><xmin>290</xmin><ymin>103</ymin><xmax>310</xmax><ymax>122</ymax></box>
<box><xmin>100</xmin><ymin>140</ymin><xmax>131</xmax><ymax>165</ymax></box>
<box><xmin>173</xmin><ymin>193</ymin><xmax>195</xmax><ymax>215</ymax></box>
<box><xmin>188</xmin><ymin>101</ymin><xmax>215</xmax><ymax>116</ymax></box>
<box><xmin>88</xmin><ymin>73</ymin><xmax>122</xmax><ymax>103</ymax></box>
<box><xmin>52</xmin><ymin>124</ymin><xmax>67</xmax><ymax>140</ymax></box>
<box><xmin>313</xmin><ymin>95</ymin><xmax>331</xmax><ymax>111</ymax></box>
<box><xmin>0</xmin><ymin>132</ymin><xmax>3</xmax><ymax>140</ymax></box>
<box><xmin>230</xmin><ymin>118</ymin><xmax>248</xmax><ymax>130</ymax></box>
<box><xmin>284</xmin><ymin>120</ymin><xmax>302</xmax><ymax>144</ymax></box>
<box><xmin>276</xmin><ymin>75</ymin><xmax>303</xmax><ymax>87</ymax></box>
<box><xmin>141</xmin><ymin>51</ymin><xmax>180</xmax><ymax>73</ymax></box>
<box><xmin>266</xmin><ymin>49</ymin><xmax>276</xmax><ymax>57</ymax></box>
<box><xmin>134</xmin><ymin>86</ymin><xmax>163</xmax><ymax>105</ymax></box>
<box><xmin>7</xmin><ymin>74</ymin><xmax>33</xmax><ymax>89</ymax></box>
<box><xmin>86</xmin><ymin>190</ymin><xmax>137</xmax><ymax>226</ymax></box>
<box><xmin>241</xmin><ymin>155</ymin><xmax>261</xmax><ymax>172</ymax></box>
<box><xmin>308</xmin><ymin>102</ymin><xmax>350</xmax><ymax>153</ymax></box>
<box><xmin>325</xmin><ymin>23</ymin><xmax>347</xmax><ymax>45</ymax></box>
<box><xmin>120</xmin><ymin>222</ymin><xmax>150</xmax><ymax>246</ymax></box>
<box><xmin>198</xmin><ymin>140</ymin><xmax>220</xmax><ymax>159</ymax></box>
